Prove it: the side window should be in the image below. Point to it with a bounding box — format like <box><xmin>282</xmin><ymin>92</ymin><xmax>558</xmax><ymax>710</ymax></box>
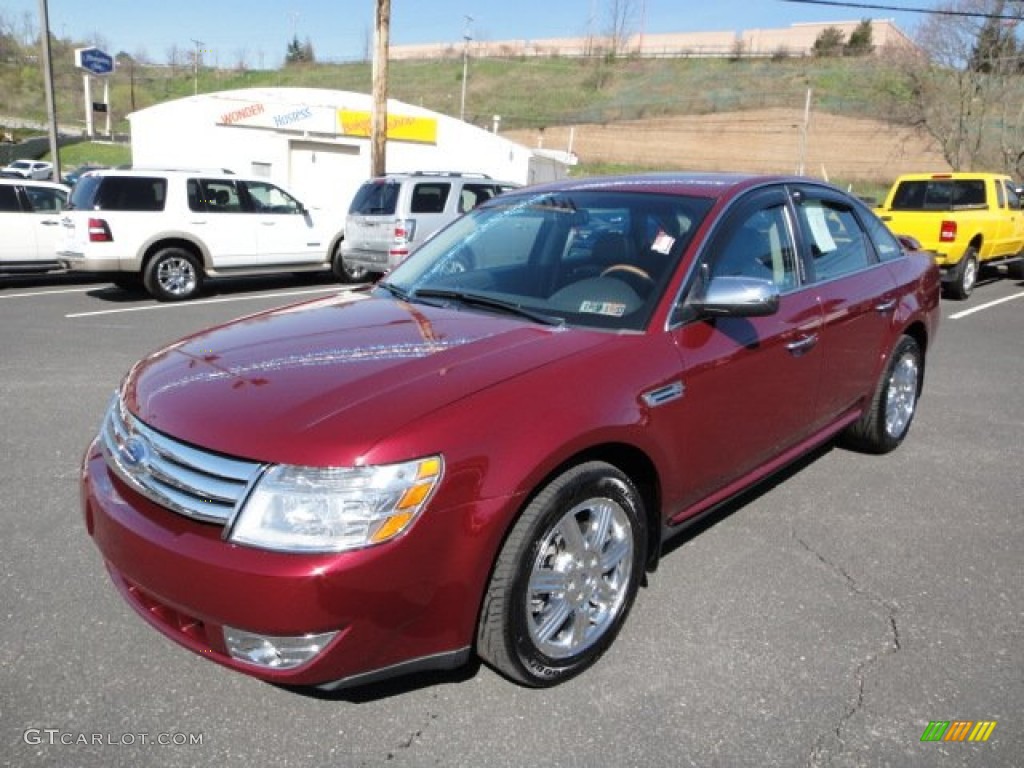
<box><xmin>859</xmin><ymin>209</ymin><xmax>904</xmax><ymax>262</ymax></box>
<box><xmin>1005</xmin><ymin>181</ymin><xmax>1021</xmax><ymax>211</ymax></box>
<box><xmin>24</xmin><ymin>186</ymin><xmax>66</xmax><ymax>213</ymax></box>
<box><xmin>95</xmin><ymin>177</ymin><xmax>167</xmax><ymax>211</ymax></box>
<box><xmin>243</xmin><ymin>181</ymin><xmax>303</xmax><ymax>214</ymax></box>
<box><xmin>710</xmin><ymin>205</ymin><xmax>798</xmax><ymax>291</ymax></box>
<box><xmin>795</xmin><ymin>198</ymin><xmax>871</xmax><ymax>281</ymax></box>
<box><xmin>410</xmin><ymin>183</ymin><xmax>451</xmax><ymax>214</ymax></box>
<box><xmin>197</xmin><ymin>179</ymin><xmax>242</xmax><ymax>213</ymax></box>
<box><xmin>460</xmin><ymin>183</ymin><xmax>495</xmax><ymax>213</ymax></box>
<box><xmin>0</xmin><ymin>185</ymin><xmax>21</xmax><ymax>211</ymax></box>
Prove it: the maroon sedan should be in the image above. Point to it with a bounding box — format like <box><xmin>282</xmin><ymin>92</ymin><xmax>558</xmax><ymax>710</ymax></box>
<box><xmin>82</xmin><ymin>174</ymin><xmax>940</xmax><ymax>689</ymax></box>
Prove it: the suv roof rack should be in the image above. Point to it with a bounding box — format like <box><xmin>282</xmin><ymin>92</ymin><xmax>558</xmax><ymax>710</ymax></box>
<box><xmin>381</xmin><ymin>171</ymin><xmax>492</xmax><ymax>179</ymax></box>
<box><xmin>114</xmin><ymin>166</ymin><xmax>237</xmax><ymax>174</ymax></box>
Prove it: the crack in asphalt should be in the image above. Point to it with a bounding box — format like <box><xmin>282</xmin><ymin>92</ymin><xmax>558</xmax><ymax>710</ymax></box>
<box><xmin>793</xmin><ymin>533</ymin><xmax>902</xmax><ymax>768</ymax></box>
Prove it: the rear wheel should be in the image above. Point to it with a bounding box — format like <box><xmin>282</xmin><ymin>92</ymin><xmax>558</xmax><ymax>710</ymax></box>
<box><xmin>842</xmin><ymin>335</ymin><xmax>922</xmax><ymax>454</ymax></box>
<box><xmin>946</xmin><ymin>247</ymin><xmax>978</xmax><ymax>300</ymax></box>
<box><xmin>1007</xmin><ymin>257</ymin><xmax>1024</xmax><ymax>281</ymax></box>
<box><xmin>332</xmin><ymin>244</ymin><xmax>373</xmax><ymax>284</ymax></box>
<box><xmin>477</xmin><ymin>462</ymin><xmax>646</xmax><ymax>687</ymax></box>
<box><xmin>143</xmin><ymin>248</ymin><xmax>202</xmax><ymax>301</ymax></box>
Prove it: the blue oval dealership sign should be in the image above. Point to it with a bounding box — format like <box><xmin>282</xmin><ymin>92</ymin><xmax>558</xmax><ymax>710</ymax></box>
<box><xmin>75</xmin><ymin>47</ymin><xmax>114</xmax><ymax>76</ymax></box>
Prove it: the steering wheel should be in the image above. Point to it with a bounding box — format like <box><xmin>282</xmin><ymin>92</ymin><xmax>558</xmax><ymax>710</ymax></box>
<box><xmin>600</xmin><ymin>264</ymin><xmax>654</xmax><ymax>286</ymax></box>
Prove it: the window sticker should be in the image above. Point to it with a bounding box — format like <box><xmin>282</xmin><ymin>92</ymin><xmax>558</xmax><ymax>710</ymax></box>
<box><xmin>651</xmin><ymin>229</ymin><xmax>676</xmax><ymax>255</ymax></box>
<box><xmin>579</xmin><ymin>301</ymin><xmax>627</xmax><ymax>317</ymax></box>
<box><xmin>804</xmin><ymin>203</ymin><xmax>837</xmax><ymax>253</ymax></box>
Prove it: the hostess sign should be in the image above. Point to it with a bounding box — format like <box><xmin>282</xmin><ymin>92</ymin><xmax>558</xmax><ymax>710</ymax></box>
<box><xmin>75</xmin><ymin>47</ymin><xmax>114</xmax><ymax>76</ymax></box>
<box><xmin>214</xmin><ymin>100</ymin><xmax>437</xmax><ymax>143</ymax></box>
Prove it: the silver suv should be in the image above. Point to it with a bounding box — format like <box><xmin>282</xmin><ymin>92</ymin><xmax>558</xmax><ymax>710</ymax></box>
<box><xmin>341</xmin><ymin>172</ymin><xmax>518</xmax><ymax>277</ymax></box>
<box><xmin>58</xmin><ymin>169</ymin><xmax>348</xmax><ymax>301</ymax></box>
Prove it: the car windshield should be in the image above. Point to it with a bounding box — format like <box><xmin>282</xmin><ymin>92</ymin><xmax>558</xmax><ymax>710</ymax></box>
<box><xmin>380</xmin><ymin>189</ymin><xmax>713</xmax><ymax>331</ymax></box>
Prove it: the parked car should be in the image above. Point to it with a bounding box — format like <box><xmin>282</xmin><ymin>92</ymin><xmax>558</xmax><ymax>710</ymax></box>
<box><xmin>876</xmin><ymin>172</ymin><xmax>1024</xmax><ymax>299</ymax></box>
<box><xmin>57</xmin><ymin>168</ymin><xmax>349</xmax><ymax>300</ymax></box>
<box><xmin>62</xmin><ymin>163</ymin><xmax>108</xmax><ymax>186</ymax></box>
<box><xmin>0</xmin><ymin>178</ymin><xmax>69</xmax><ymax>274</ymax></box>
<box><xmin>1</xmin><ymin>159</ymin><xmax>54</xmax><ymax>180</ymax></box>
<box><xmin>81</xmin><ymin>173</ymin><xmax>940</xmax><ymax>690</ymax></box>
<box><xmin>341</xmin><ymin>171</ymin><xmax>519</xmax><ymax>280</ymax></box>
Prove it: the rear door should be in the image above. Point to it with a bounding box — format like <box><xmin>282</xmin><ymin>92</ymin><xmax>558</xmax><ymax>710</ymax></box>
<box><xmin>21</xmin><ymin>184</ymin><xmax>67</xmax><ymax>262</ymax></box>
<box><xmin>188</xmin><ymin>178</ymin><xmax>256</xmax><ymax>268</ymax></box>
<box><xmin>669</xmin><ymin>186</ymin><xmax>824</xmax><ymax>509</ymax></box>
<box><xmin>0</xmin><ymin>184</ymin><xmax>34</xmax><ymax>263</ymax></box>
<box><xmin>790</xmin><ymin>185</ymin><xmax>898</xmax><ymax>424</ymax></box>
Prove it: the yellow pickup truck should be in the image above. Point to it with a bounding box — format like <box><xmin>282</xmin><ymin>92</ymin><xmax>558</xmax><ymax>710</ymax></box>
<box><xmin>876</xmin><ymin>172</ymin><xmax>1024</xmax><ymax>299</ymax></box>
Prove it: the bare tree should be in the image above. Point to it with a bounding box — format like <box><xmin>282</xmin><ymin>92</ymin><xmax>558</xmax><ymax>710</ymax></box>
<box><xmin>603</xmin><ymin>0</ymin><xmax>638</xmax><ymax>58</ymax></box>
<box><xmin>885</xmin><ymin>0</ymin><xmax>1024</xmax><ymax>171</ymax></box>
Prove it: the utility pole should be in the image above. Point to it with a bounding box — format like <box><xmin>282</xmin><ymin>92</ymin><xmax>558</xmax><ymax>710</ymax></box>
<box><xmin>371</xmin><ymin>0</ymin><xmax>390</xmax><ymax>176</ymax></box>
<box><xmin>191</xmin><ymin>38</ymin><xmax>204</xmax><ymax>95</ymax></box>
<box><xmin>38</xmin><ymin>0</ymin><xmax>60</xmax><ymax>180</ymax></box>
<box><xmin>459</xmin><ymin>15</ymin><xmax>473</xmax><ymax>121</ymax></box>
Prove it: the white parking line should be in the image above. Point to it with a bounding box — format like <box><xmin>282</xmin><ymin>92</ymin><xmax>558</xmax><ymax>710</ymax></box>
<box><xmin>949</xmin><ymin>290</ymin><xmax>1024</xmax><ymax>320</ymax></box>
<box><xmin>65</xmin><ymin>286</ymin><xmax>356</xmax><ymax>319</ymax></box>
<box><xmin>1</xmin><ymin>287</ymin><xmax>97</xmax><ymax>299</ymax></box>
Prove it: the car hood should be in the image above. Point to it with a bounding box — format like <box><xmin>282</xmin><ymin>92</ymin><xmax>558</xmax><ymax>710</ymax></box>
<box><xmin>125</xmin><ymin>293</ymin><xmax>600</xmax><ymax>466</ymax></box>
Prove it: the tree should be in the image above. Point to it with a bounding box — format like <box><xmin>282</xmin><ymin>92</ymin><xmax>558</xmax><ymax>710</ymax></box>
<box><xmin>812</xmin><ymin>26</ymin><xmax>846</xmax><ymax>57</ymax></box>
<box><xmin>882</xmin><ymin>0</ymin><xmax>1024</xmax><ymax>171</ymax></box>
<box><xmin>845</xmin><ymin>19</ymin><xmax>875</xmax><ymax>56</ymax></box>
<box><xmin>285</xmin><ymin>35</ymin><xmax>315</xmax><ymax>65</ymax></box>
<box><xmin>603</xmin><ymin>0</ymin><xmax>638</xmax><ymax>58</ymax></box>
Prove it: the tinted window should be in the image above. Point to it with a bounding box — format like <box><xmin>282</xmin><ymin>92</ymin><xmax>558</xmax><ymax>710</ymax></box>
<box><xmin>796</xmin><ymin>199</ymin><xmax>872</xmax><ymax>280</ymax></box>
<box><xmin>68</xmin><ymin>174</ymin><xmax>102</xmax><ymax>210</ymax></box>
<box><xmin>94</xmin><ymin>177</ymin><xmax>167</xmax><ymax>212</ymax></box>
<box><xmin>349</xmin><ymin>181</ymin><xmax>399</xmax><ymax>215</ymax></box>
<box><xmin>460</xmin><ymin>183</ymin><xmax>497</xmax><ymax>213</ymax></box>
<box><xmin>192</xmin><ymin>179</ymin><xmax>243</xmax><ymax>212</ymax></box>
<box><xmin>710</xmin><ymin>204</ymin><xmax>798</xmax><ymax>291</ymax></box>
<box><xmin>0</xmin><ymin>185</ymin><xmax>19</xmax><ymax>211</ymax></box>
<box><xmin>891</xmin><ymin>179</ymin><xmax>986</xmax><ymax>211</ymax></box>
<box><xmin>410</xmin><ymin>183</ymin><xmax>451</xmax><ymax>214</ymax></box>
<box><xmin>858</xmin><ymin>206</ymin><xmax>904</xmax><ymax>262</ymax></box>
<box><xmin>24</xmin><ymin>186</ymin><xmax>66</xmax><ymax>213</ymax></box>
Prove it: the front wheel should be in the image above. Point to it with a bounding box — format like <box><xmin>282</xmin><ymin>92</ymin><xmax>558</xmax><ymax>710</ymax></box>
<box><xmin>946</xmin><ymin>247</ymin><xmax>978</xmax><ymax>300</ymax></box>
<box><xmin>841</xmin><ymin>335</ymin><xmax>922</xmax><ymax>454</ymax></box>
<box><xmin>477</xmin><ymin>462</ymin><xmax>646</xmax><ymax>687</ymax></box>
<box><xmin>143</xmin><ymin>248</ymin><xmax>202</xmax><ymax>301</ymax></box>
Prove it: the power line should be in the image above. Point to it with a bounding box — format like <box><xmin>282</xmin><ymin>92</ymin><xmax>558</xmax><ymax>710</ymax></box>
<box><xmin>781</xmin><ymin>0</ymin><xmax>1024</xmax><ymax>20</ymax></box>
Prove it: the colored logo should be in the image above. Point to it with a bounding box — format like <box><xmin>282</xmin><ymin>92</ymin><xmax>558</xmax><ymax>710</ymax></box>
<box><xmin>117</xmin><ymin>432</ymin><xmax>152</xmax><ymax>473</ymax></box>
<box><xmin>920</xmin><ymin>720</ymin><xmax>997</xmax><ymax>742</ymax></box>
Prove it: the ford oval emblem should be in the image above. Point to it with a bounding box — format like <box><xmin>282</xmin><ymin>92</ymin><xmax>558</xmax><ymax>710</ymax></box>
<box><xmin>119</xmin><ymin>433</ymin><xmax>152</xmax><ymax>472</ymax></box>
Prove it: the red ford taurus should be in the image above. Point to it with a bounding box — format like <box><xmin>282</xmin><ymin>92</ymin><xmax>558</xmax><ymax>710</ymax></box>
<box><xmin>81</xmin><ymin>174</ymin><xmax>940</xmax><ymax>689</ymax></box>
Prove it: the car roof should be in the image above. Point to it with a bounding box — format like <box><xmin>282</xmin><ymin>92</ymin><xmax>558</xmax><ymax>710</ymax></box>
<box><xmin>0</xmin><ymin>178</ymin><xmax>68</xmax><ymax>190</ymax></box>
<box><xmin>506</xmin><ymin>172</ymin><xmax>817</xmax><ymax>202</ymax></box>
<box><xmin>88</xmin><ymin>168</ymin><xmax>239</xmax><ymax>179</ymax></box>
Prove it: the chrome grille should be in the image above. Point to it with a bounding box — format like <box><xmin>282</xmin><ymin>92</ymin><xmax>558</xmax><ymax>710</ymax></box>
<box><xmin>100</xmin><ymin>396</ymin><xmax>265</xmax><ymax>524</ymax></box>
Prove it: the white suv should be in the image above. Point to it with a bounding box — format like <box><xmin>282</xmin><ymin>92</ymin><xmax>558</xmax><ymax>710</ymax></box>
<box><xmin>58</xmin><ymin>169</ymin><xmax>350</xmax><ymax>301</ymax></box>
<box><xmin>342</xmin><ymin>172</ymin><xmax>518</xmax><ymax>277</ymax></box>
<box><xmin>0</xmin><ymin>178</ymin><xmax>69</xmax><ymax>274</ymax></box>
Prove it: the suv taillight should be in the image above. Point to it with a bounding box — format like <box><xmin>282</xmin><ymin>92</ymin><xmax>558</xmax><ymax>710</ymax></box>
<box><xmin>394</xmin><ymin>218</ymin><xmax>416</xmax><ymax>243</ymax></box>
<box><xmin>88</xmin><ymin>218</ymin><xmax>113</xmax><ymax>242</ymax></box>
<box><xmin>939</xmin><ymin>220</ymin><xmax>956</xmax><ymax>242</ymax></box>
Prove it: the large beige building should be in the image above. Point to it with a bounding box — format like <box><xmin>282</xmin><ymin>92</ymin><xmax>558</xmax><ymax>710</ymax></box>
<box><xmin>390</xmin><ymin>20</ymin><xmax>914</xmax><ymax>60</ymax></box>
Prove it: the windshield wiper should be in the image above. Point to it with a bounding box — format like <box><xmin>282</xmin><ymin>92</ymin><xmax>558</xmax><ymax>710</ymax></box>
<box><xmin>376</xmin><ymin>281</ymin><xmax>410</xmax><ymax>301</ymax></box>
<box><xmin>413</xmin><ymin>288</ymin><xmax>564</xmax><ymax>326</ymax></box>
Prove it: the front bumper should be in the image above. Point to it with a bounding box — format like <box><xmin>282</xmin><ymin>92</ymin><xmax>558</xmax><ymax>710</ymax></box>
<box><xmin>81</xmin><ymin>440</ymin><xmax>498</xmax><ymax>688</ymax></box>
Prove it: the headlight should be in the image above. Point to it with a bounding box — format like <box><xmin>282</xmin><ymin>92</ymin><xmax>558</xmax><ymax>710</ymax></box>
<box><xmin>229</xmin><ymin>456</ymin><xmax>442</xmax><ymax>553</ymax></box>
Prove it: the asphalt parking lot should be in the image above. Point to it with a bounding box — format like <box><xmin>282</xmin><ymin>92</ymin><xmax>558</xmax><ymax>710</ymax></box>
<box><xmin>2</xmin><ymin>270</ymin><xmax>1022</xmax><ymax>768</ymax></box>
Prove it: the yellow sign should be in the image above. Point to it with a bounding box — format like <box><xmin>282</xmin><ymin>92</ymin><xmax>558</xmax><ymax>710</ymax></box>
<box><xmin>337</xmin><ymin>110</ymin><xmax>438</xmax><ymax>144</ymax></box>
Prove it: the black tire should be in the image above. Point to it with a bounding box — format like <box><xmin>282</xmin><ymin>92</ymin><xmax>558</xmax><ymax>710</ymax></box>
<box><xmin>143</xmin><ymin>248</ymin><xmax>202</xmax><ymax>301</ymax></box>
<box><xmin>477</xmin><ymin>461</ymin><xmax>646</xmax><ymax>687</ymax></box>
<box><xmin>1007</xmin><ymin>258</ymin><xmax>1024</xmax><ymax>281</ymax></box>
<box><xmin>842</xmin><ymin>335</ymin><xmax>922</xmax><ymax>454</ymax></box>
<box><xmin>946</xmin><ymin>247</ymin><xmax>978</xmax><ymax>300</ymax></box>
<box><xmin>332</xmin><ymin>244</ymin><xmax>373</xmax><ymax>284</ymax></box>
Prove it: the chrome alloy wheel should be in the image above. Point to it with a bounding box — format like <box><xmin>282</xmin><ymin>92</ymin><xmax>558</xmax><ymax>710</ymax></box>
<box><xmin>884</xmin><ymin>350</ymin><xmax>919</xmax><ymax>439</ymax></box>
<box><xmin>526</xmin><ymin>497</ymin><xmax>634</xmax><ymax>659</ymax></box>
<box><xmin>157</xmin><ymin>256</ymin><xmax>198</xmax><ymax>297</ymax></box>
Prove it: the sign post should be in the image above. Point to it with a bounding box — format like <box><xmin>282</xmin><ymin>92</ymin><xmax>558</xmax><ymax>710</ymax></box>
<box><xmin>75</xmin><ymin>47</ymin><xmax>114</xmax><ymax>138</ymax></box>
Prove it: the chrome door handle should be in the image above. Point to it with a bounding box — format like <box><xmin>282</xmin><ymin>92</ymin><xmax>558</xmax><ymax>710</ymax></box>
<box><xmin>785</xmin><ymin>334</ymin><xmax>818</xmax><ymax>356</ymax></box>
<box><xmin>875</xmin><ymin>299</ymin><xmax>897</xmax><ymax>314</ymax></box>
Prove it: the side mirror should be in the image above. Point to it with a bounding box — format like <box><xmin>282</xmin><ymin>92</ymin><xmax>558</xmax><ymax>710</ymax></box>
<box><xmin>691</xmin><ymin>275</ymin><xmax>780</xmax><ymax>318</ymax></box>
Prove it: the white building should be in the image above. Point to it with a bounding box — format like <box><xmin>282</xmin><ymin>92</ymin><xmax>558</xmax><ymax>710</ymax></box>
<box><xmin>128</xmin><ymin>87</ymin><xmax>569</xmax><ymax>215</ymax></box>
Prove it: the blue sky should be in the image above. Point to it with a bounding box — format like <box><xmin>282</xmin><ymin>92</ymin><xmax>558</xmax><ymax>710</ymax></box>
<box><xmin>3</xmin><ymin>1</ymin><xmax>927</xmax><ymax>67</ymax></box>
